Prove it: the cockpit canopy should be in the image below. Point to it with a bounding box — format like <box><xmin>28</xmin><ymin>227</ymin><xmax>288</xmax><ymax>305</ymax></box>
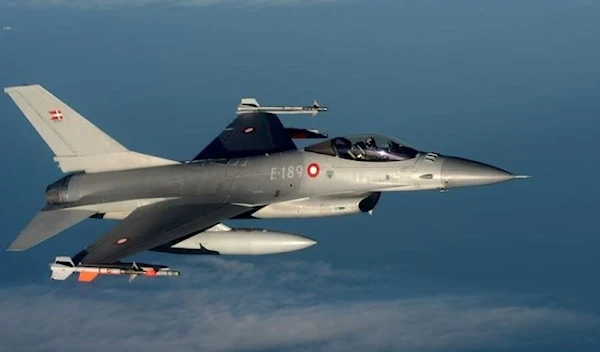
<box><xmin>304</xmin><ymin>134</ymin><xmax>419</xmax><ymax>162</ymax></box>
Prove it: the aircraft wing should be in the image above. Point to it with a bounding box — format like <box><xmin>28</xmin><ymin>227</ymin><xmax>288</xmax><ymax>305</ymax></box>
<box><xmin>75</xmin><ymin>201</ymin><xmax>251</xmax><ymax>264</ymax></box>
<box><xmin>193</xmin><ymin>111</ymin><xmax>297</xmax><ymax>160</ymax></box>
<box><xmin>193</xmin><ymin>98</ymin><xmax>327</xmax><ymax>160</ymax></box>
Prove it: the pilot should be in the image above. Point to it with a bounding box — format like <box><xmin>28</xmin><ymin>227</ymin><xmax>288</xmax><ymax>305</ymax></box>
<box><xmin>364</xmin><ymin>137</ymin><xmax>385</xmax><ymax>161</ymax></box>
<box><xmin>365</xmin><ymin>137</ymin><xmax>377</xmax><ymax>149</ymax></box>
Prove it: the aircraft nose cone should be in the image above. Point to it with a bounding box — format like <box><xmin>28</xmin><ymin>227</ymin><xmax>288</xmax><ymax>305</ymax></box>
<box><xmin>441</xmin><ymin>157</ymin><xmax>515</xmax><ymax>188</ymax></box>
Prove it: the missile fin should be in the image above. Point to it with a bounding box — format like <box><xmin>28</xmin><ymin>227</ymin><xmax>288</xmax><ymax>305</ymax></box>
<box><xmin>78</xmin><ymin>272</ymin><xmax>98</xmax><ymax>282</ymax></box>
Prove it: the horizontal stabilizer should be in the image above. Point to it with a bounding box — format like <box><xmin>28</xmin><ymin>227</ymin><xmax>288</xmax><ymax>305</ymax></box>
<box><xmin>8</xmin><ymin>208</ymin><xmax>95</xmax><ymax>251</ymax></box>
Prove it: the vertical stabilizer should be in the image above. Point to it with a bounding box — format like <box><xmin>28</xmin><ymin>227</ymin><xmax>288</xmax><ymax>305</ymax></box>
<box><xmin>4</xmin><ymin>84</ymin><xmax>178</xmax><ymax>173</ymax></box>
<box><xmin>4</xmin><ymin>85</ymin><xmax>127</xmax><ymax>157</ymax></box>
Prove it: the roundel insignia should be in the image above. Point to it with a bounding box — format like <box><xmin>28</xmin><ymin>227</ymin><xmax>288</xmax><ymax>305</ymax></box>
<box><xmin>116</xmin><ymin>237</ymin><xmax>128</xmax><ymax>245</ymax></box>
<box><xmin>243</xmin><ymin>127</ymin><xmax>255</xmax><ymax>134</ymax></box>
<box><xmin>307</xmin><ymin>163</ymin><xmax>320</xmax><ymax>178</ymax></box>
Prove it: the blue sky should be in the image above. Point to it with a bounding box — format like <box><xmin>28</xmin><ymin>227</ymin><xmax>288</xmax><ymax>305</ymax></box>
<box><xmin>0</xmin><ymin>0</ymin><xmax>599</xmax><ymax>351</ymax></box>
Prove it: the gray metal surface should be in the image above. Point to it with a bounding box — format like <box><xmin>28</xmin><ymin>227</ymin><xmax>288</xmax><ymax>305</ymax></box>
<box><xmin>441</xmin><ymin>157</ymin><xmax>515</xmax><ymax>188</ymax></box>
<box><xmin>7</xmin><ymin>208</ymin><xmax>95</xmax><ymax>251</ymax></box>
<box><xmin>78</xmin><ymin>202</ymin><xmax>250</xmax><ymax>264</ymax></box>
<box><xmin>4</xmin><ymin>84</ymin><xmax>529</xmax><ymax>269</ymax></box>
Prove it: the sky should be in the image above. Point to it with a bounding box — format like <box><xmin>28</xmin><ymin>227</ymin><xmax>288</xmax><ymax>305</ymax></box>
<box><xmin>0</xmin><ymin>0</ymin><xmax>599</xmax><ymax>351</ymax></box>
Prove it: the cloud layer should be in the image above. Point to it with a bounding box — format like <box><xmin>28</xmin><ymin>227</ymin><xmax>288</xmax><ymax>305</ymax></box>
<box><xmin>0</xmin><ymin>258</ymin><xmax>595</xmax><ymax>352</ymax></box>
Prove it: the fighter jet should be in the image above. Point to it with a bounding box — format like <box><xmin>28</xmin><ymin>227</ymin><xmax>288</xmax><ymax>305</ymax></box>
<box><xmin>4</xmin><ymin>85</ymin><xmax>529</xmax><ymax>282</ymax></box>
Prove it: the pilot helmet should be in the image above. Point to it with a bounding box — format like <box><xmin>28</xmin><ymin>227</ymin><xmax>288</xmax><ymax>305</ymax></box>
<box><xmin>365</xmin><ymin>137</ymin><xmax>376</xmax><ymax>148</ymax></box>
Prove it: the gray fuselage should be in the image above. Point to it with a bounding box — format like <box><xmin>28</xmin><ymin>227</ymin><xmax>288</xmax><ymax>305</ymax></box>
<box><xmin>46</xmin><ymin>148</ymin><xmax>513</xmax><ymax>219</ymax></box>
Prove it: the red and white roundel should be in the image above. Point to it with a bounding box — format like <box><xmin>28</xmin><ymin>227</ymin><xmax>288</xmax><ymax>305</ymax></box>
<box><xmin>307</xmin><ymin>163</ymin><xmax>320</xmax><ymax>178</ymax></box>
<box><xmin>116</xmin><ymin>237</ymin><xmax>128</xmax><ymax>245</ymax></box>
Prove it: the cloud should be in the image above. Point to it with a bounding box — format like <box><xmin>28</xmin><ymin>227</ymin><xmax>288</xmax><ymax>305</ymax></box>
<box><xmin>0</xmin><ymin>257</ymin><xmax>595</xmax><ymax>352</ymax></box>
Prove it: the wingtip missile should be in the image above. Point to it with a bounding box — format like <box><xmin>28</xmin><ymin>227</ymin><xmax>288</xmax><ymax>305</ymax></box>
<box><xmin>236</xmin><ymin>98</ymin><xmax>328</xmax><ymax>116</ymax></box>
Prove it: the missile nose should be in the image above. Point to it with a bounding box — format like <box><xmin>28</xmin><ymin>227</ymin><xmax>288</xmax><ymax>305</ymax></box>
<box><xmin>441</xmin><ymin>156</ymin><xmax>516</xmax><ymax>188</ymax></box>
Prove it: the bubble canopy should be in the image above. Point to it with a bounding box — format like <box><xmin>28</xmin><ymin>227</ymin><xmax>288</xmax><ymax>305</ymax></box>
<box><xmin>304</xmin><ymin>134</ymin><xmax>420</xmax><ymax>162</ymax></box>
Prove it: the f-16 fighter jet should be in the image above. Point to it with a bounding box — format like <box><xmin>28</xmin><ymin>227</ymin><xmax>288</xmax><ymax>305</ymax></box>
<box><xmin>4</xmin><ymin>85</ymin><xmax>529</xmax><ymax>282</ymax></box>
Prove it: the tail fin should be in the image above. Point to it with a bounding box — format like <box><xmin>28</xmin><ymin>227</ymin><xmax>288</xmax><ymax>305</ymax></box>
<box><xmin>78</xmin><ymin>272</ymin><xmax>99</xmax><ymax>282</ymax></box>
<box><xmin>50</xmin><ymin>257</ymin><xmax>101</xmax><ymax>282</ymax></box>
<box><xmin>50</xmin><ymin>256</ymin><xmax>75</xmax><ymax>281</ymax></box>
<box><xmin>4</xmin><ymin>84</ymin><xmax>178</xmax><ymax>173</ymax></box>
